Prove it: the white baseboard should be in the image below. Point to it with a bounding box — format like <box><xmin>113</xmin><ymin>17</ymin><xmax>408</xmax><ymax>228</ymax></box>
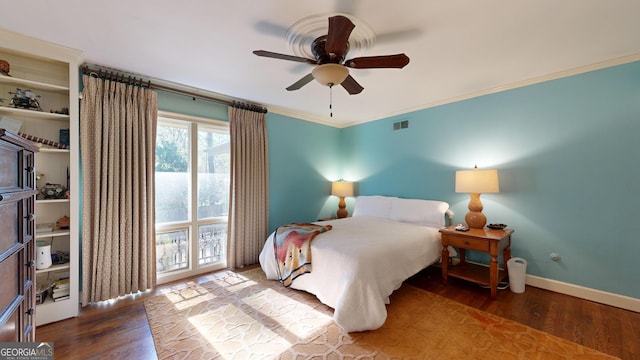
<box><xmin>525</xmin><ymin>274</ymin><xmax>640</xmax><ymax>313</ymax></box>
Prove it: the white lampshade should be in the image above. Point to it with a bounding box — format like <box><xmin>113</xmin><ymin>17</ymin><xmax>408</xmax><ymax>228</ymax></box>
<box><xmin>312</xmin><ymin>64</ymin><xmax>349</xmax><ymax>86</ymax></box>
<box><xmin>455</xmin><ymin>167</ymin><xmax>499</xmax><ymax>194</ymax></box>
<box><xmin>331</xmin><ymin>181</ymin><xmax>354</xmax><ymax>197</ymax></box>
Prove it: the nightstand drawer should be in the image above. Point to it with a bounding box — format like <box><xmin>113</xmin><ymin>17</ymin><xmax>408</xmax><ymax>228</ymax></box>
<box><xmin>445</xmin><ymin>234</ymin><xmax>489</xmax><ymax>252</ymax></box>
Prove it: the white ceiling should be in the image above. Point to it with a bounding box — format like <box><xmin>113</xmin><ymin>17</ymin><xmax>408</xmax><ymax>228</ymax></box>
<box><xmin>1</xmin><ymin>0</ymin><xmax>639</xmax><ymax>127</ymax></box>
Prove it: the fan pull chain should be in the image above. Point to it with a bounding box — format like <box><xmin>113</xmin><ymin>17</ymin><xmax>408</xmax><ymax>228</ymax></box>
<box><xmin>329</xmin><ymin>83</ymin><xmax>334</xmax><ymax>117</ymax></box>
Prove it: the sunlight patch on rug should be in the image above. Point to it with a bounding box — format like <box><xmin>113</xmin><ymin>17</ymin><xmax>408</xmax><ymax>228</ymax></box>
<box><xmin>184</xmin><ymin>287</ymin><xmax>334</xmax><ymax>357</ymax></box>
<box><xmin>163</xmin><ymin>283</ymin><xmax>217</xmax><ymax>311</ymax></box>
<box><xmin>188</xmin><ymin>302</ymin><xmax>292</xmax><ymax>357</ymax></box>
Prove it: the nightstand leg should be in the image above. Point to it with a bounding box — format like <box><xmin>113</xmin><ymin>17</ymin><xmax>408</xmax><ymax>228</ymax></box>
<box><xmin>441</xmin><ymin>245</ymin><xmax>449</xmax><ymax>284</ymax></box>
<box><xmin>503</xmin><ymin>245</ymin><xmax>512</xmax><ymax>279</ymax></box>
<box><xmin>490</xmin><ymin>254</ymin><xmax>498</xmax><ymax>299</ymax></box>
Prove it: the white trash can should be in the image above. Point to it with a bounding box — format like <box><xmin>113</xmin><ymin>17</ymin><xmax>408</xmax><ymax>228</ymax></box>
<box><xmin>507</xmin><ymin>257</ymin><xmax>527</xmax><ymax>293</ymax></box>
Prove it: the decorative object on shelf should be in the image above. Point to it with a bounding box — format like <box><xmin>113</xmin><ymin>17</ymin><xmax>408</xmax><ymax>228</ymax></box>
<box><xmin>56</xmin><ymin>215</ymin><xmax>70</xmax><ymax>230</ymax></box>
<box><xmin>455</xmin><ymin>165</ymin><xmax>500</xmax><ymax>229</ymax></box>
<box><xmin>36</xmin><ymin>290</ymin><xmax>48</xmax><ymax>305</ymax></box>
<box><xmin>18</xmin><ymin>132</ymin><xmax>70</xmax><ymax>149</ymax></box>
<box><xmin>51</xmin><ymin>251</ymin><xmax>70</xmax><ymax>265</ymax></box>
<box><xmin>36</xmin><ymin>282</ymin><xmax>51</xmax><ymax>305</ymax></box>
<box><xmin>36</xmin><ymin>241</ymin><xmax>53</xmax><ymax>269</ymax></box>
<box><xmin>36</xmin><ymin>223</ymin><xmax>54</xmax><ymax>233</ymax></box>
<box><xmin>9</xmin><ymin>88</ymin><xmax>42</xmax><ymax>111</ymax></box>
<box><xmin>331</xmin><ymin>180</ymin><xmax>355</xmax><ymax>218</ymax></box>
<box><xmin>59</xmin><ymin>128</ymin><xmax>69</xmax><ymax>146</ymax></box>
<box><xmin>0</xmin><ymin>115</ymin><xmax>22</xmax><ymax>133</ymax></box>
<box><xmin>0</xmin><ymin>59</ymin><xmax>9</xmax><ymax>76</ymax></box>
<box><xmin>40</xmin><ymin>183</ymin><xmax>67</xmax><ymax>199</ymax></box>
<box><xmin>51</xmin><ymin>107</ymin><xmax>69</xmax><ymax>115</ymax></box>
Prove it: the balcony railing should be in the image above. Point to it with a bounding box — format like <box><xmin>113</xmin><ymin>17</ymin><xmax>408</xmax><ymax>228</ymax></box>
<box><xmin>156</xmin><ymin>223</ymin><xmax>227</xmax><ymax>273</ymax></box>
<box><xmin>198</xmin><ymin>223</ymin><xmax>226</xmax><ymax>266</ymax></box>
<box><xmin>156</xmin><ymin>230</ymin><xmax>188</xmax><ymax>272</ymax></box>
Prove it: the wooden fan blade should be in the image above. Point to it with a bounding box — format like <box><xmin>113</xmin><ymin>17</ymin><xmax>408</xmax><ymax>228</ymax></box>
<box><xmin>286</xmin><ymin>73</ymin><xmax>315</xmax><ymax>91</ymax></box>
<box><xmin>326</xmin><ymin>15</ymin><xmax>355</xmax><ymax>60</ymax></box>
<box><xmin>253</xmin><ymin>50</ymin><xmax>315</xmax><ymax>64</ymax></box>
<box><xmin>345</xmin><ymin>54</ymin><xmax>410</xmax><ymax>69</ymax></box>
<box><xmin>341</xmin><ymin>75</ymin><xmax>364</xmax><ymax>95</ymax></box>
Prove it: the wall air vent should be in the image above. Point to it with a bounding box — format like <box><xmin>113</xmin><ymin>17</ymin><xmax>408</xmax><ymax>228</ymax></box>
<box><xmin>392</xmin><ymin>120</ymin><xmax>409</xmax><ymax>131</ymax></box>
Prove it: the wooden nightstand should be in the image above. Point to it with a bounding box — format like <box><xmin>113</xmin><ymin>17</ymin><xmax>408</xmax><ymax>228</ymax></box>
<box><xmin>439</xmin><ymin>226</ymin><xmax>514</xmax><ymax>298</ymax></box>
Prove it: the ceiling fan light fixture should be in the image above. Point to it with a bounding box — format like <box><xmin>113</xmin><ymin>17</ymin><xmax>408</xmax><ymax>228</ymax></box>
<box><xmin>312</xmin><ymin>63</ymin><xmax>349</xmax><ymax>86</ymax></box>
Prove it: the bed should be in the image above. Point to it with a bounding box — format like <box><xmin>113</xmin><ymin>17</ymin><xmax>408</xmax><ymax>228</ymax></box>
<box><xmin>259</xmin><ymin>195</ymin><xmax>453</xmax><ymax>332</ymax></box>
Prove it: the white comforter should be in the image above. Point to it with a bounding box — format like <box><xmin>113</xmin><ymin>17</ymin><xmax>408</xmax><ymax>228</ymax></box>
<box><xmin>259</xmin><ymin>216</ymin><xmax>442</xmax><ymax>332</ymax></box>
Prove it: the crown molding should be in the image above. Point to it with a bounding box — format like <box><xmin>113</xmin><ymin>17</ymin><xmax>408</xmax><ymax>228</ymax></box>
<box><xmin>275</xmin><ymin>53</ymin><xmax>640</xmax><ymax>129</ymax></box>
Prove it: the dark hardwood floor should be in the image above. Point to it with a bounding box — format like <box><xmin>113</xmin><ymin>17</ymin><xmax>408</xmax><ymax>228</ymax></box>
<box><xmin>407</xmin><ymin>267</ymin><xmax>640</xmax><ymax>359</ymax></box>
<box><xmin>36</xmin><ymin>266</ymin><xmax>639</xmax><ymax>359</ymax></box>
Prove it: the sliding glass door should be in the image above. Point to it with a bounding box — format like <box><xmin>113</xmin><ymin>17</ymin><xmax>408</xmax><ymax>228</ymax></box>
<box><xmin>155</xmin><ymin>114</ymin><xmax>229</xmax><ymax>283</ymax></box>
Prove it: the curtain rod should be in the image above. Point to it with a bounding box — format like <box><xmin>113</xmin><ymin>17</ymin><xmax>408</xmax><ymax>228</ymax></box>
<box><xmin>80</xmin><ymin>64</ymin><xmax>267</xmax><ymax>113</ymax></box>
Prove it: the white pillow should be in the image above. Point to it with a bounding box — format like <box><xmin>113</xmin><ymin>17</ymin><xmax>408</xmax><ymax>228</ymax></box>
<box><xmin>352</xmin><ymin>195</ymin><xmax>394</xmax><ymax>219</ymax></box>
<box><xmin>389</xmin><ymin>197</ymin><xmax>450</xmax><ymax>228</ymax></box>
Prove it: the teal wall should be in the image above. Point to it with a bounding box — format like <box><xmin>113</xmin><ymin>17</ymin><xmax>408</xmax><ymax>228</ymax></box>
<box><xmin>157</xmin><ymin>91</ymin><xmax>229</xmax><ymax>120</ymax></box>
<box><xmin>341</xmin><ymin>61</ymin><xmax>640</xmax><ymax>299</ymax></box>
<box><xmin>266</xmin><ymin>113</ymin><xmax>342</xmax><ymax>231</ymax></box>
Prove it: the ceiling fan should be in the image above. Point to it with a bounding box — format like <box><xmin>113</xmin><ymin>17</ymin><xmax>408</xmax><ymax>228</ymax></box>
<box><xmin>253</xmin><ymin>15</ymin><xmax>410</xmax><ymax>95</ymax></box>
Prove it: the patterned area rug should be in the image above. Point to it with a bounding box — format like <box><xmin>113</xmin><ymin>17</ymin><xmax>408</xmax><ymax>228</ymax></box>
<box><xmin>144</xmin><ymin>268</ymin><xmax>616</xmax><ymax>359</ymax></box>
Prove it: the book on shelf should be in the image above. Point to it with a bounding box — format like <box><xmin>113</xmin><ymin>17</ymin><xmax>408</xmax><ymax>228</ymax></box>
<box><xmin>53</xmin><ymin>278</ymin><xmax>70</xmax><ymax>289</ymax></box>
<box><xmin>52</xmin><ymin>287</ymin><xmax>70</xmax><ymax>298</ymax></box>
<box><xmin>50</xmin><ymin>277</ymin><xmax>71</xmax><ymax>301</ymax></box>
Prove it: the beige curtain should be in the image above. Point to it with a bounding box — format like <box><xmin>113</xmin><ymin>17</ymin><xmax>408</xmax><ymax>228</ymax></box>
<box><xmin>80</xmin><ymin>74</ymin><xmax>158</xmax><ymax>305</ymax></box>
<box><xmin>228</xmin><ymin>105</ymin><xmax>269</xmax><ymax>268</ymax></box>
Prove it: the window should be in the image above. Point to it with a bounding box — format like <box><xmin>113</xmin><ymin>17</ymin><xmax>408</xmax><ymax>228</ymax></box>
<box><xmin>154</xmin><ymin>112</ymin><xmax>229</xmax><ymax>283</ymax></box>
